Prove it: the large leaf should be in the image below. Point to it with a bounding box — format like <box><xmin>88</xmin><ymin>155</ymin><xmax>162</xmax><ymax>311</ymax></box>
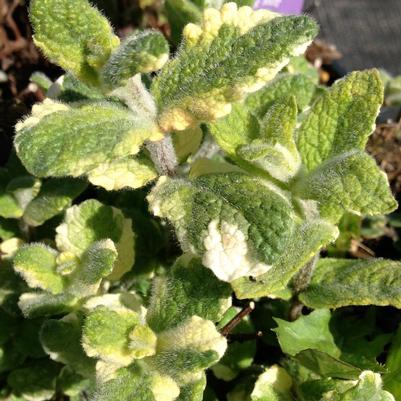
<box><xmin>300</xmin><ymin>258</ymin><xmax>401</xmax><ymax>309</ymax></box>
<box><xmin>296</xmin><ymin>70</ymin><xmax>383</xmax><ymax>171</ymax></box>
<box><xmin>15</xmin><ymin>101</ymin><xmax>162</xmax><ymax>182</ymax></box>
<box><xmin>294</xmin><ymin>151</ymin><xmax>397</xmax><ymax>222</ymax></box>
<box><xmin>273</xmin><ymin>309</ymin><xmax>340</xmax><ymax>358</ymax></box>
<box><xmin>56</xmin><ymin>199</ymin><xmax>135</xmax><ymax>281</ymax></box>
<box><xmin>146</xmin><ymin>256</ymin><xmax>232</xmax><ymax>332</ymax></box>
<box><xmin>30</xmin><ymin>0</ymin><xmax>120</xmax><ymax>85</ymax></box>
<box><xmin>152</xmin><ymin>3</ymin><xmax>317</xmax><ymax>131</ymax></box>
<box><xmin>101</xmin><ymin>30</ymin><xmax>169</xmax><ymax>89</ymax></box>
<box><xmin>148</xmin><ymin>173</ymin><xmax>296</xmax><ymax>282</ymax></box>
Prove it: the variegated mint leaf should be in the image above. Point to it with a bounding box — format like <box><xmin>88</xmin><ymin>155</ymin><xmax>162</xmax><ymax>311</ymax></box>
<box><xmin>15</xmin><ymin>101</ymin><xmax>163</xmax><ymax>184</ymax></box>
<box><xmin>147</xmin><ymin>173</ymin><xmax>296</xmax><ymax>282</ymax></box>
<box><xmin>64</xmin><ymin>240</ymin><xmax>117</xmax><ymax>297</ymax></box>
<box><xmin>146</xmin><ymin>256</ymin><xmax>232</xmax><ymax>332</ymax></box>
<box><xmin>93</xmin><ymin>363</ymin><xmax>180</xmax><ymax>401</ymax></box>
<box><xmin>152</xmin><ymin>3</ymin><xmax>317</xmax><ymax>131</ymax></box>
<box><xmin>56</xmin><ymin>200</ymin><xmax>135</xmax><ymax>281</ymax></box>
<box><xmin>101</xmin><ymin>30</ymin><xmax>169</xmax><ymax>90</ymax></box>
<box><xmin>296</xmin><ymin>70</ymin><xmax>384</xmax><ymax>171</ymax></box>
<box><xmin>299</xmin><ymin>258</ymin><xmax>401</xmax><ymax>309</ymax></box>
<box><xmin>23</xmin><ymin>178</ymin><xmax>87</xmax><ymax>227</ymax></box>
<box><xmin>13</xmin><ymin>244</ymin><xmax>63</xmax><ymax>295</ymax></box>
<box><xmin>294</xmin><ymin>151</ymin><xmax>397</xmax><ymax>222</ymax></box>
<box><xmin>30</xmin><ymin>0</ymin><xmax>120</xmax><ymax>85</ymax></box>
<box><xmin>176</xmin><ymin>374</ymin><xmax>207</xmax><ymax>401</ymax></box>
<box><xmin>231</xmin><ymin>217</ymin><xmax>338</xmax><ymax>299</ymax></box>
<box><xmin>251</xmin><ymin>365</ymin><xmax>293</xmax><ymax>401</ymax></box>
<box><xmin>82</xmin><ymin>305</ymin><xmax>156</xmax><ymax>366</ymax></box>
<box><xmin>237</xmin><ymin>96</ymin><xmax>301</xmax><ymax>182</ymax></box>
<box><xmin>87</xmin><ymin>154</ymin><xmax>157</xmax><ymax>191</ymax></box>
<box><xmin>146</xmin><ymin>315</ymin><xmax>227</xmax><ymax>383</ymax></box>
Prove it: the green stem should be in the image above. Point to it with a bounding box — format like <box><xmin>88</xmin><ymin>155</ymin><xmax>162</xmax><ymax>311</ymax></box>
<box><xmin>147</xmin><ymin>134</ymin><xmax>178</xmax><ymax>176</ymax></box>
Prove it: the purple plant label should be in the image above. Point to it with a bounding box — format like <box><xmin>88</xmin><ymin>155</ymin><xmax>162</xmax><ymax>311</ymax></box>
<box><xmin>253</xmin><ymin>0</ymin><xmax>304</xmax><ymax>15</ymax></box>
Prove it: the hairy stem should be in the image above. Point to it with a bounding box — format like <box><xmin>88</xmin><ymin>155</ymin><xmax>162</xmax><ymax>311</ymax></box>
<box><xmin>147</xmin><ymin>134</ymin><xmax>178</xmax><ymax>176</ymax></box>
<box><xmin>288</xmin><ymin>253</ymin><xmax>320</xmax><ymax>321</ymax></box>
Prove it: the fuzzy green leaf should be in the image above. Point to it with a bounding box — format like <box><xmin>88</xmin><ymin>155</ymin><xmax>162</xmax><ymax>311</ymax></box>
<box><xmin>335</xmin><ymin>371</ymin><xmax>395</xmax><ymax>401</ymax></box>
<box><xmin>30</xmin><ymin>0</ymin><xmax>120</xmax><ymax>85</ymax></box>
<box><xmin>231</xmin><ymin>218</ymin><xmax>338</xmax><ymax>299</ymax></box>
<box><xmin>18</xmin><ymin>292</ymin><xmax>78</xmax><ymax>319</ymax></box>
<box><xmin>13</xmin><ymin>244</ymin><xmax>63</xmax><ymax>295</ymax></box>
<box><xmin>237</xmin><ymin>96</ymin><xmax>300</xmax><ymax>182</ymax></box>
<box><xmin>82</xmin><ymin>305</ymin><xmax>156</xmax><ymax>366</ymax></box>
<box><xmin>23</xmin><ymin>178</ymin><xmax>87</xmax><ymax>227</ymax></box>
<box><xmin>245</xmin><ymin>73</ymin><xmax>318</xmax><ymax>118</ymax></box>
<box><xmin>294</xmin><ymin>151</ymin><xmax>397</xmax><ymax>222</ymax></box>
<box><xmin>40</xmin><ymin>314</ymin><xmax>96</xmax><ymax>377</ymax></box>
<box><xmin>56</xmin><ymin>199</ymin><xmax>135</xmax><ymax>281</ymax></box>
<box><xmin>93</xmin><ymin>363</ymin><xmax>180</xmax><ymax>401</ymax></box>
<box><xmin>251</xmin><ymin>365</ymin><xmax>293</xmax><ymax>401</ymax></box>
<box><xmin>148</xmin><ymin>173</ymin><xmax>296</xmax><ymax>282</ymax></box>
<box><xmin>273</xmin><ymin>309</ymin><xmax>340</xmax><ymax>358</ymax></box>
<box><xmin>300</xmin><ymin>258</ymin><xmax>401</xmax><ymax>309</ymax></box>
<box><xmin>147</xmin><ymin>256</ymin><xmax>232</xmax><ymax>332</ymax></box>
<box><xmin>101</xmin><ymin>30</ymin><xmax>169</xmax><ymax>89</ymax></box>
<box><xmin>15</xmin><ymin>101</ymin><xmax>162</xmax><ymax>182</ymax></box>
<box><xmin>65</xmin><ymin>240</ymin><xmax>117</xmax><ymax>297</ymax></box>
<box><xmin>176</xmin><ymin>374</ymin><xmax>206</xmax><ymax>401</ymax></box>
<box><xmin>296</xmin><ymin>70</ymin><xmax>384</xmax><ymax>171</ymax></box>
<box><xmin>152</xmin><ymin>4</ymin><xmax>317</xmax><ymax>131</ymax></box>
<box><xmin>87</xmin><ymin>154</ymin><xmax>157</xmax><ymax>191</ymax></box>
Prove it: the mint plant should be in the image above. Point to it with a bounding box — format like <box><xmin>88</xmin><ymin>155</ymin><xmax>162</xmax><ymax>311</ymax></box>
<box><xmin>1</xmin><ymin>0</ymin><xmax>401</xmax><ymax>400</ymax></box>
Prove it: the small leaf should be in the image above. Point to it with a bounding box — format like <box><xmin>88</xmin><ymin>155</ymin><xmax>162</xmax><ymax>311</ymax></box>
<box><xmin>337</xmin><ymin>371</ymin><xmax>395</xmax><ymax>401</ymax></box>
<box><xmin>245</xmin><ymin>73</ymin><xmax>318</xmax><ymax>118</ymax></box>
<box><xmin>147</xmin><ymin>256</ymin><xmax>232</xmax><ymax>332</ymax></box>
<box><xmin>300</xmin><ymin>258</ymin><xmax>401</xmax><ymax>309</ymax></box>
<box><xmin>82</xmin><ymin>305</ymin><xmax>155</xmax><ymax>366</ymax></box>
<box><xmin>294</xmin><ymin>151</ymin><xmax>397</xmax><ymax>222</ymax></box>
<box><xmin>232</xmin><ymin>218</ymin><xmax>338</xmax><ymax>299</ymax></box>
<box><xmin>7</xmin><ymin>360</ymin><xmax>60</xmax><ymax>401</ymax></box>
<box><xmin>148</xmin><ymin>173</ymin><xmax>296</xmax><ymax>282</ymax></box>
<box><xmin>176</xmin><ymin>374</ymin><xmax>206</xmax><ymax>401</ymax></box>
<box><xmin>15</xmin><ymin>101</ymin><xmax>163</xmax><ymax>180</ymax></box>
<box><xmin>40</xmin><ymin>314</ymin><xmax>96</xmax><ymax>377</ymax></box>
<box><xmin>173</xmin><ymin>126</ymin><xmax>203</xmax><ymax>163</ymax></box>
<box><xmin>273</xmin><ymin>309</ymin><xmax>340</xmax><ymax>358</ymax></box>
<box><xmin>13</xmin><ymin>244</ymin><xmax>63</xmax><ymax>294</ymax></box>
<box><xmin>251</xmin><ymin>365</ymin><xmax>293</xmax><ymax>401</ymax></box>
<box><xmin>65</xmin><ymin>240</ymin><xmax>117</xmax><ymax>297</ymax></box>
<box><xmin>152</xmin><ymin>4</ymin><xmax>317</xmax><ymax>131</ymax></box>
<box><xmin>147</xmin><ymin>316</ymin><xmax>227</xmax><ymax>381</ymax></box>
<box><xmin>23</xmin><ymin>178</ymin><xmax>87</xmax><ymax>227</ymax></box>
<box><xmin>93</xmin><ymin>364</ymin><xmax>180</xmax><ymax>401</ymax></box>
<box><xmin>18</xmin><ymin>292</ymin><xmax>78</xmax><ymax>318</ymax></box>
<box><xmin>0</xmin><ymin>218</ymin><xmax>20</xmax><ymax>240</ymax></box>
<box><xmin>56</xmin><ymin>199</ymin><xmax>135</xmax><ymax>281</ymax></box>
<box><xmin>87</xmin><ymin>154</ymin><xmax>157</xmax><ymax>191</ymax></box>
<box><xmin>101</xmin><ymin>30</ymin><xmax>169</xmax><ymax>89</ymax></box>
<box><xmin>296</xmin><ymin>70</ymin><xmax>384</xmax><ymax>171</ymax></box>
<box><xmin>30</xmin><ymin>0</ymin><xmax>120</xmax><ymax>85</ymax></box>
<box><xmin>237</xmin><ymin>96</ymin><xmax>300</xmax><ymax>182</ymax></box>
